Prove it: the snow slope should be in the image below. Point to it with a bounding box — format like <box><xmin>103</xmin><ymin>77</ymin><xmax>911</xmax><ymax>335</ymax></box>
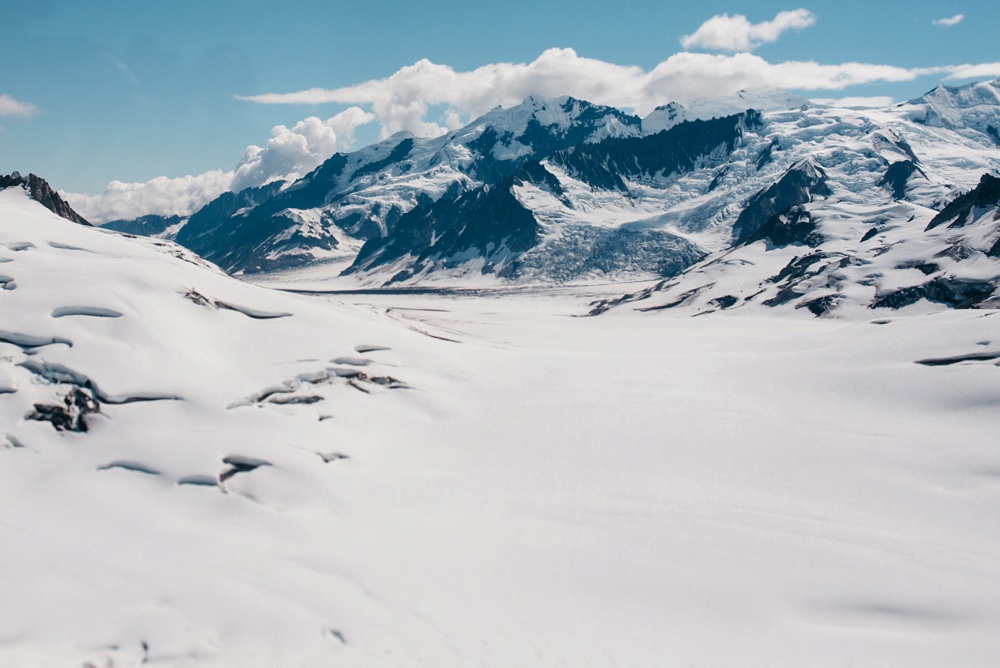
<box><xmin>4</xmin><ymin>185</ymin><xmax>1000</xmax><ymax>666</ymax></box>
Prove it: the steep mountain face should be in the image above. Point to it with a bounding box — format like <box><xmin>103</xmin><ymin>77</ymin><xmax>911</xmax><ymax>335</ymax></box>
<box><xmin>347</xmin><ymin>165</ymin><xmax>544</xmax><ymax>282</ymax></box>
<box><xmin>896</xmin><ymin>79</ymin><xmax>1000</xmax><ymax>142</ymax></box>
<box><xmin>731</xmin><ymin>158</ymin><xmax>831</xmax><ymax>245</ymax></box>
<box><xmin>1</xmin><ymin>172</ymin><xmax>90</xmax><ymax>225</ymax></box>
<box><xmin>109</xmin><ymin>97</ymin><xmax>643</xmax><ymax>275</ymax></box>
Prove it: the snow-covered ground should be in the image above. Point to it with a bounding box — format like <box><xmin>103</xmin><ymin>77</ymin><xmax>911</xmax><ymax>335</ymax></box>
<box><xmin>3</xmin><ymin>190</ymin><xmax>1000</xmax><ymax>666</ymax></box>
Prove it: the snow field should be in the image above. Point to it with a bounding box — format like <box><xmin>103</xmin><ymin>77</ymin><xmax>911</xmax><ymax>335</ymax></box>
<box><xmin>2</xmin><ymin>190</ymin><xmax>1000</xmax><ymax>666</ymax></box>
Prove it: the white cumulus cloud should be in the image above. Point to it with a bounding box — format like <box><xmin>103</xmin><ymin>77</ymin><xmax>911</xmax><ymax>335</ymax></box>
<box><xmin>231</xmin><ymin>106</ymin><xmax>374</xmax><ymax>191</ymax></box>
<box><xmin>0</xmin><ymin>93</ymin><xmax>40</xmax><ymax>119</ymax></box>
<box><xmin>933</xmin><ymin>14</ymin><xmax>965</xmax><ymax>27</ymax></box>
<box><xmin>63</xmin><ymin>171</ymin><xmax>235</xmax><ymax>224</ymax></box>
<box><xmin>680</xmin><ymin>9</ymin><xmax>817</xmax><ymax>52</ymax></box>
<box><xmin>66</xmin><ymin>106</ymin><xmax>374</xmax><ymax>223</ymax></box>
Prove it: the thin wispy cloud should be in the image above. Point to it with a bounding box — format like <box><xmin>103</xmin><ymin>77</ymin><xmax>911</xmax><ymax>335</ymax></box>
<box><xmin>680</xmin><ymin>9</ymin><xmax>817</xmax><ymax>52</ymax></box>
<box><xmin>0</xmin><ymin>93</ymin><xmax>40</xmax><ymax>119</ymax></box>
<box><xmin>946</xmin><ymin>62</ymin><xmax>1000</xmax><ymax>79</ymax></box>
<box><xmin>933</xmin><ymin>14</ymin><xmax>965</xmax><ymax>27</ymax></box>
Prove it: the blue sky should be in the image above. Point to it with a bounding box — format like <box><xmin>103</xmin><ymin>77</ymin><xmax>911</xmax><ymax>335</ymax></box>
<box><xmin>1</xmin><ymin>0</ymin><xmax>998</xmax><ymax>218</ymax></box>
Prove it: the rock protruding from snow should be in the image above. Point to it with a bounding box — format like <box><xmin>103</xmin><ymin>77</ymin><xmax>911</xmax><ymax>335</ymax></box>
<box><xmin>0</xmin><ymin>172</ymin><xmax>90</xmax><ymax>225</ymax></box>
<box><xmin>879</xmin><ymin>161</ymin><xmax>928</xmax><ymax>201</ymax></box>
<box><xmin>732</xmin><ymin>159</ymin><xmax>831</xmax><ymax>245</ymax></box>
<box><xmin>925</xmin><ymin>172</ymin><xmax>1000</xmax><ymax>230</ymax></box>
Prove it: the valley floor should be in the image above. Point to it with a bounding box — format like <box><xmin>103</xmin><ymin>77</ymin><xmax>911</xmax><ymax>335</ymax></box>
<box><xmin>5</xmin><ymin>282</ymin><xmax>1000</xmax><ymax>667</ymax></box>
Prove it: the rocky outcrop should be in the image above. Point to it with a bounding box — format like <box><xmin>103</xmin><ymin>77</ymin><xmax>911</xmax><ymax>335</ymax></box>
<box><xmin>0</xmin><ymin>172</ymin><xmax>90</xmax><ymax>225</ymax></box>
<box><xmin>925</xmin><ymin>172</ymin><xmax>1000</xmax><ymax>230</ymax></box>
<box><xmin>879</xmin><ymin>160</ymin><xmax>927</xmax><ymax>200</ymax></box>
<box><xmin>732</xmin><ymin>160</ymin><xmax>831</xmax><ymax>245</ymax></box>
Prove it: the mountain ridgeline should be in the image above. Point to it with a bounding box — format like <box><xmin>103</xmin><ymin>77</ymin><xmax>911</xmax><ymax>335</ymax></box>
<box><xmin>98</xmin><ymin>81</ymin><xmax>1000</xmax><ymax>314</ymax></box>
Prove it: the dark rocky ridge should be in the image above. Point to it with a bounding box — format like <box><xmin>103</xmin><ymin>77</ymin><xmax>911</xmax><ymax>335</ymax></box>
<box><xmin>926</xmin><ymin>172</ymin><xmax>1000</xmax><ymax>230</ymax></box>
<box><xmin>732</xmin><ymin>160</ymin><xmax>831</xmax><ymax>245</ymax></box>
<box><xmin>1</xmin><ymin>172</ymin><xmax>90</xmax><ymax>225</ymax></box>
<box><xmin>872</xmin><ymin>277</ymin><xmax>998</xmax><ymax>309</ymax></box>
<box><xmin>879</xmin><ymin>160</ymin><xmax>927</xmax><ymax>200</ymax></box>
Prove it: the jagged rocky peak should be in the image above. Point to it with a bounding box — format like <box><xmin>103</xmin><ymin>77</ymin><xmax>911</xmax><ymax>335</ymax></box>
<box><xmin>732</xmin><ymin>158</ymin><xmax>831</xmax><ymax>245</ymax></box>
<box><xmin>925</xmin><ymin>172</ymin><xmax>1000</xmax><ymax>231</ymax></box>
<box><xmin>879</xmin><ymin>160</ymin><xmax>928</xmax><ymax>200</ymax></box>
<box><xmin>0</xmin><ymin>172</ymin><xmax>91</xmax><ymax>225</ymax></box>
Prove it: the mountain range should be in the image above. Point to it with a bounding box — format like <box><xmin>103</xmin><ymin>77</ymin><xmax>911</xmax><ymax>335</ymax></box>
<box><xmin>94</xmin><ymin>80</ymin><xmax>1000</xmax><ymax>316</ymax></box>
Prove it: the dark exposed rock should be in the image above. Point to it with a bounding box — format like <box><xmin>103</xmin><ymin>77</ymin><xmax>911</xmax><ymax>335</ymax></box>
<box><xmin>896</xmin><ymin>261</ymin><xmax>939</xmax><ymax>275</ymax></box>
<box><xmin>989</xmin><ymin>236</ymin><xmax>1000</xmax><ymax>258</ymax></box>
<box><xmin>709</xmin><ymin>295</ymin><xmax>739</xmax><ymax>309</ymax></box>
<box><xmin>860</xmin><ymin>227</ymin><xmax>879</xmax><ymax>242</ymax></box>
<box><xmin>768</xmin><ymin>252</ymin><xmax>831</xmax><ymax>284</ymax></box>
<box><xmin>587</xmin><ymin>282</ymin><xmax>662</xmax><ymax>316</ymax></box>
<box><xmin>0</xmin><ymin>172</ymin><xmax>90</xmax><ymax>225</ymax></box>
<box><xmin>350</xmin><ymin>138</ymin><xmax>415</xmax><ymax>181</ymax></box>
<box><xmin>763</xmin><ymin>285</ymin><xmax>806</xmax><ymax>307</ymax></box>
<box><xmin>926</xmin><ymin>173</ymin><xmax>1000</xmax><ymax>230</ymax></box>
<box><xmin>741</xmin><ymin>206</ymin><xmax>824</xmax><ymax>248</ymax></box>
<box><xmin>934</xmin><ymin>243</ymin><xmax>975</xmax><ymax>261</ymax></box>
<box><xmin>732</xmin><ymin>159</ymin><xmax>831</xmax><ymax>245</ymax></box>
<box><xmin>761</xmin><ymin>253</ymin><xmax>845</xmax><ymax>307</ymax></box>
<box><xmin>172</xmin><ymin>180</ymin><xmax>291</xmax><ymax>272</ymax></box>
<box><xmin>27</xmin><ymin>387</ymin><xmax>100</xmax><ymax>432</ymax></box>
<box><xmin>879</xmin><ymin>160</ymin><xmax>927</xmax><ymax>200</ymax></box>
<box><xmin>755</xmin><ymin>139</ymin><xmax>779</xmax><ymax>170</ymax></box>
<box><xmin>513</xmin><ymin>159</ymin><xmax>567</xmax><ymax>199</ymax></box>
<box><xmin>797</xmin><ymin>294</ymin><xmax>841</xmax><ymax>316</ymax></box>
<box><xmin>871</xmin><ymin>277</ymin><xmax>997</xmax><ymax>309</ymax></box>
<box><xmin>639</xmin><ymin>284</ymin><xmax>713</xmax><ymax>312</ymax></box>
<box><xmin>707</xmin><ymin>167</ymin><xmax>728</xmax><ymax>192</ymax></box>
